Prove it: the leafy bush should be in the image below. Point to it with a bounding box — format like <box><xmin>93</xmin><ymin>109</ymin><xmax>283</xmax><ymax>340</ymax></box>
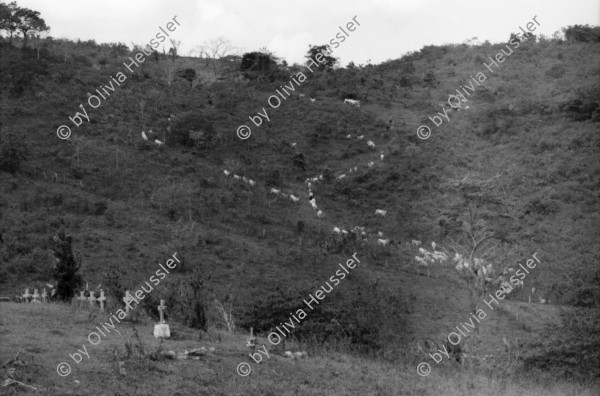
<box><xmin>170</xmin><ymin>111</ymin><xmax>216</xmax><ymax>147</ymax></box>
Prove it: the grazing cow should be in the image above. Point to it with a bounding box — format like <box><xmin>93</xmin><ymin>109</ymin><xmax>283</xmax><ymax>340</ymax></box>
<box><xmin>377</xmin><ymin>238</ymin><xmax>395</xmax><ymax>247</ymax></box>
<box><xmin>357</xmin><ymin>135</ymin><xmax>364</xmax><ymax>140</ymax></box>
<box><xmin>223</xmin><ymin>170</ymin><xmax>231</xmax><ymax>177</ymax></box>
<box><xmin>367</xmin><ymin>140</ymin><xmax>375</xmax><ymax>149</ymax></box>
<box><xmin>333</xmin><ymin>227</ymin><xmax>342</xmax><ymax>235</ymax></box>
<box><xmin>233</xmin><ymin>174</ymin><xmax>241</xmax><ymax>180</ymax></box>
<box><xmin>336</xmin><ymin>174</ymin><xmax>346</xmax><ymax>180</ymax></box>
<box><xmin>242</xmin><ymin>176</ymin><xmax>248</xmax><ymax>183</ymax></box>
<box><xmin>270</xmin><ymin>188</ymin><xmax>280</xmax><ymax>195</ymax></box>
<box><xmin>290</xmin><ymin>195</ymin><xmax>299</xmax><ymax>203</ymax></box>
<box><xmin>344</xmin><ymin>99</ymin><xmax>361</xmax><ymax>107</ymax></box>
<box><xmin>310</xmin><ymin>200</ymin><xmax>318</xmax><ymax>210</ymax></box>
<box><xmin>377</xmin><ymin>231</ymin><xmax>384</xmax><ymax>238</ymax></box>
<box><xmin>411</xmin><ymin>239</ymin><xmax>422</xmax><ymax>247</ymax></box>
<box><xmin>380</xmin><ymin>152</ymin><xmax>384</xmax><ymax>161</ymax></box>
<box><xmin>141</xmin><ymin>131</ymin><xmax>148</xmax><ymax>141</ymax></box>
<box><xmin>341</xmin><ymin>230</ymin><xmax>348</xmax><ymax>237</ymax></box>
<box><xmin>368</xmin><ymin>161</ymin><xmax>374</xmax><ymax>168</ymax></box>
<box><xmin>310</xmin><ymin>98</ymin><xmax>316</xmax><ymax>103</ymax></box>
<box><xmin>375</xmin><ymin>209</ymin><xmax>387</xmax><ymax>217</ymax></box>
<box><xmin>299</xmin><ymin>94</ymin><xmax>306</xmax><ymax>98</ymax></box>
<box><xmin>155</xmin><ymin>139</ymin><xmax>164</xmax><ymax>146</ymax></box>
<box><xmin>291</xmin><ymin>142</ymin><xmax>297</xmax><ymax>147</ymax></box>
<box><xmin>316</xmin><ymin>210</ymin><xmax>324</xmax><ymax>218</ymax></box>
<box><xmin>346</xmin><ymin>134</ymin><xmax>352</xmax><ymax>139</ymax></box>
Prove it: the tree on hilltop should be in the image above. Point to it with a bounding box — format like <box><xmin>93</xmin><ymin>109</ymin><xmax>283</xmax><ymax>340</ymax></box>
<box><xmin>14</xmin><ymin>6</ymin><xmax>48</xmax><ymax>47</ymax></box>
<box><xmin>305</xmin><ymin>44</ymin><xmax>338</xmax><ymax>71</ymax></box>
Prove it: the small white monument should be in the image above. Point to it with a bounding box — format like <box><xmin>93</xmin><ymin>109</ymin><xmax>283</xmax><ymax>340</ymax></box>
<box><xmin>77</xmin><ymin>291</ymin><xmax>87</xmax><ymax>306</ymax></box>
<box><xmin>88</xmin><ymin>291</ymin><xmax>97</xmax><ymax>308</ymax></box>
<box><xmin>32</xmin><ymin>289</ymin><xmax>41</xmax><ymax>303</ymax></box>
<box><xmin>22</xmin><ymin>288</ymin><xmax>32</xmax><ymax>303</ymax></box>
<box><xmin>153</xmin><ymin>300</ymin><xmax>170</xmax><ymax>338</ymax></box>
<box><xmin>97</xmin><ymin>290</ymin><xmax>107</xmax><ymax>311</ymax></box>
<box><xmin>123</xmin><ymin>290</ymin><xmax>138</xmax><ymax>319</ymax></box>
<box><xmin>246</xmin><ymin>327</ymin><xmax>257</xmax><ymax>350</ymax></box>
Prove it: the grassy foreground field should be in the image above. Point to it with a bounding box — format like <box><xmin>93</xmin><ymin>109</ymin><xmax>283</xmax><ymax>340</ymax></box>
<box><xmin>1</xmin><ymin>302</ymin><xmax>598</xmax><ymax>395</ymax></box>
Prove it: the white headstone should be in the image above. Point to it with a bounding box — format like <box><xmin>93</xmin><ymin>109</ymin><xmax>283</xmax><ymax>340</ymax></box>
<box><xmin>77</xmin><ymin>291</ymin><xmax>86</xmax><ymax>306</ymax></box>
<box><xmin>22</xmin><ymin>288</ymin><xmax>32</xmax><ymax>303</ymax></box>
<box><xmin>88</xmin><ymin>291</ymin><xmax>97</xmax><ymax>308</ymax></box>
<box><xmin>97</xmin><ymin>290</ymin><xmax>107</xmax><ymax>311</ymax></box>
<box><xmin>154</xmin><ymin>300</ymin><xmax>170</xmax><ymax>338</ymax></box>
<box><xmin>32</xmin><ymin>289</ymin><xmax>41</xmax><ymax>303</ymax></box>
<box><xmin>123</xmin><ymin>290</ymin><xmax>138</xmax><ymax>315</ymax></box>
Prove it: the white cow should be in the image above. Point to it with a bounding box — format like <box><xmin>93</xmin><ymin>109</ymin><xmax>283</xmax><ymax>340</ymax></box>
<box><xmin>223</xmin><ymin>170</ymin><xmax>231</xmax><ymax>177</ymax></box>
<box><xmin>155</xmin><ymin>139</ymin><xmax>164</xmax><ymax>146</ymax></box>
<box><xmin>333</xmin><ymin>227</ymin><xmax>342</xmax><ymax>235</ymax></box>
<box><xmin>375</xmin><ymin>209</ymin><xmax>387</xmax><ymax>217</ymax></box>
<box><xmin>377</xmin><ymin>238</ymin><xmax>393</xmax><ymax>246</ymax></box>
<box><xmin>336</xmin><ymin>174</ymin><xmax>346</xmax><ymax>180</ymax></box>
<box><xmin>367</xmin><ymin>140</ymin><xmax>375</xmax><ymax>149</ymax></box>
<box><xmin>310</xmin><ymin>98</ymin><xmax>316</xmax><ymax>103</ymax></box>
<box><xmin>141</xmin><ymin>131</ymin><xmax>148</xmax><ymax>141</ymax></box>
<box><xmin>248</xmin><ymin>180</ymin><xmax>256</xmax><ymax>187</ymax></box>
<box><xmin>346</xmin><ymin>134</ymin><xmax>352</xmax><ymax>139</ymax></box>
<box><xmin>368</xmin><ymin>162</ymin><xmax>374</xmax><ymax>168</ymax></box>
<box><xmin>233</xmin><ymin>174</ymin><xmax>241</xmax><ymax>180</ymax></box>
<box><xmin>270</xmin><ymin>188</ymin><xmax>280</xmax><ymax>194</ymax></box>
<box><xmin>357</xmin><ymin>135</ymin><xmax>364</xmax><ymax>140</ymax></box>
<box><xmin>290</xmin><ymin>195</ymin><xmax>299</xmax><ymax>203</ymax></box>
<box><xmin>344</xmin><ymin>99</ymin><xmax>361</xmax><ymax>107</ymax></box>
<box><xmin>316</xmin><ymin>210</ymin><xmax>324</xmax><ymax>218</ymax></box>
<box><xmin>310</xmin><ymin>200</ymin><xmax>318</xmax><ymax>210</ymax></box>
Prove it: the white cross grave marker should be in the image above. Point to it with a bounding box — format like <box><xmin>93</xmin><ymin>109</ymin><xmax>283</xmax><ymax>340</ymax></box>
<box><xmin>88</xmin><ymin>291</ymin><xmax>97</xmax><ymax>308</ymax></box>
<box><xmin>77</xmin><ymin>291</ymin><xmax>86</xmax><ymax>306</ymax></box>
<box><xmin>122</xmin><ymin>290</ymin><xmax>138</xmax><ymax>319</ymax></box>
<box><xmin>97</xmin><ymin>289</ymin><xmax>107</xmax><ymax>311</ymax></box>
<box><xmin>22</xmin><ymin>288</ymin><xmax>31</xmax><ymax>303</ymax></box>
<box><xmin>32</xmin><ymin>289</ymin><xmax>41</xmax><ymax>303</ymax></box>
<box><xmin>153</xmin><ymin>299</ymin><xmax>170</xmax><ymax>338</ymax></box>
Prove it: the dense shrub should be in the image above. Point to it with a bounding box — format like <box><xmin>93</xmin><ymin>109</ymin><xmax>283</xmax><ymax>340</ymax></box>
<box><xmin>170</xmin><ymin>112</ymin><xmax>216</xmax><ymax>147</ymax></box>
<box><xmin>51</xmin><ymin>229</ymin><xmax>83</xmax><ymax>302</ymax></box>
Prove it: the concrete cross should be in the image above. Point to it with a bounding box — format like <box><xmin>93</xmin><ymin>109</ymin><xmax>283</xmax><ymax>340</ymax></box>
<box><xmin>32</xmin><ymin>289</ymin><xmax>41</xmax><ymax>303</ymax></box>
<box><xmin>123</xmin><ymin>290</ymin><xmax>138</xmax><ymax>314</ymax></box>
<box><xmin>88</xmin><ymin>291</ymin><xmax>97</xmax><ymax>308</ymax></box>
<box><xmin>97</xmin><ymin>289</ymin><xmax>107</xmax><ymax>311</ymax></box>
<box><xmin>246</xmin><ymin>327</ymin><xmax>256</xmax><ymax>350</ymax></box>
<box><xmin>158</xmin><ymin>300</ymin><xmax>167</xmax><ymax>324</ymax></box>
<box><xmin>77</xmin><ymin>291</ymin><xmax>87</xmax><ymax>306</ymax></box>
<box><xmin>22</xmin><ymin>288</ymin><xmax>32</xmax><ymax>303</ymax></box>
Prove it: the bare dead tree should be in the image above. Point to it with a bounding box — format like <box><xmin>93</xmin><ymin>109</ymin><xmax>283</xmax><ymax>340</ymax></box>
<box><xmin>200</xmin><ymin>37</ymin><xmax>239</xmax><ymax>78</ymax></box>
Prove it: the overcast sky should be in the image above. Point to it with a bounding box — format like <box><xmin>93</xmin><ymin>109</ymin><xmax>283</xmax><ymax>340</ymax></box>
<box><xmin>15</xmin><ymin>0</ymin><xmax>600</xmax><ymax>66</ymax></box>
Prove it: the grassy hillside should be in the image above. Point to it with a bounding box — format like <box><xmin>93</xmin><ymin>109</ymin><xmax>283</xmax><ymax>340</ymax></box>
<box><xmin>1</xmin><ymin>29</ymin><xmax>599</xmax><ymax>395</ymax></box>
